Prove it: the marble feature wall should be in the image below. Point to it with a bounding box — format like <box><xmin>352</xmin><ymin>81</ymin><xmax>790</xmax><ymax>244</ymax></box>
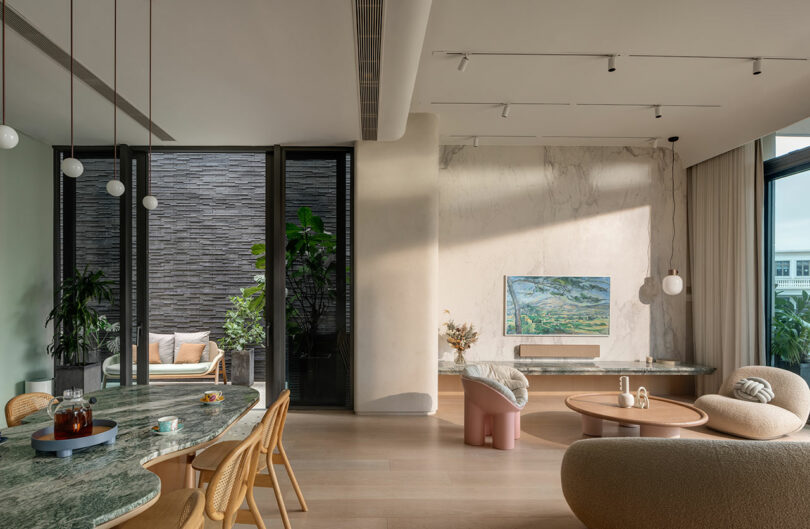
<box><xmin>438</xmin><ymin>145</ymin><xmax>690</xmax><ymax>363</ymax></box>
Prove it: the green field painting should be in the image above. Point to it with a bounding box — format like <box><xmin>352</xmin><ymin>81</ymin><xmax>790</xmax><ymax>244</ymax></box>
<box><xmin>505</xmin><ymin>276</ymin><xmax>610</xmax><ymax>336</ymax></box>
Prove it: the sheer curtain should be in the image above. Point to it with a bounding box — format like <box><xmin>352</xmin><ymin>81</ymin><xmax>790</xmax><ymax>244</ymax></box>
<box><xmin>688</xmin><ymin>140</ymin><xmax>765</xmax><ymax>395</ymax></box>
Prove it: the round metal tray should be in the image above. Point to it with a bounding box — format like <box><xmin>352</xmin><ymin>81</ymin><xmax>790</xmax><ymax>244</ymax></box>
<box><xmin>31</xmin><ymin>419</ymin><xmax>118</xmax><ymax>458</ymax></box>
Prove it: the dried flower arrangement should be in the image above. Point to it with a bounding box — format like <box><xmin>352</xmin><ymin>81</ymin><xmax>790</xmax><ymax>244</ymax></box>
<box><xmin>443</xmin><ymin>312</ymin><xmax>479</xmax><ymax>365</ymax></box>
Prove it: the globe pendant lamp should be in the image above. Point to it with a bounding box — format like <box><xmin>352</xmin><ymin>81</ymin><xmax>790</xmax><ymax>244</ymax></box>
<box><xmin>142</xmin><ymin>0</ymin><xmax>157</xmax><ymax>210</ymax></box>
<box><xmin>663</xmin><ymin>136</ymin><xmax>683</xmax><ymax>296</ymax></box>
<box><xmin>0</xmin><ymin>0</ymin><xmax>19</xmax><ymax>149</ymax></box>
<box><xmin>106</xmin><ymin>0</ymin><xmax>124</xmax><ymax>197</ymax></box>
<box><xmin>61</xmin><ymin>0</ymin><xmax>83</xmax><ymax>178</ymax></box>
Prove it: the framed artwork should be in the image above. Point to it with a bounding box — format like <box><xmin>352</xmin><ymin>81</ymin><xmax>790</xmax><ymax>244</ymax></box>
<box><xmin>504</xmin><ymin>276</ymin><xmax>610</xmax><ymax>336</ymax></box>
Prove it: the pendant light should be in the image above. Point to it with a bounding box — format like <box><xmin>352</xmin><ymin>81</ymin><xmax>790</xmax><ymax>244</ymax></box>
<box><xmin>0</xmin><ymin>0</ymin><xmax>18</xmax><ymax>149</ymax></box>
<box><xmin>662</xmin><ymin>136</ymin><xmax>683</xmax><ymax>296</ymax></box>
<box><xmin>106</xmin><ymin>0</ymin><xmax>124</xmax><ymax>197</ymax></box>
<box><xmin>61</xmin><ymin>0</ymin><xmax>83</xmax><ymax>178</ymax></box>
<box><xmin>142</xmin><ymin>0</ymin><xmax>157</xmax><ymax>210</ymax></box>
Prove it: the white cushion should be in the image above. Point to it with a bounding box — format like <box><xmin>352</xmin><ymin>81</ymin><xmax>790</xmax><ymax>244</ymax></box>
<box><xmin>106</xmin><ymin>362</ymin><xmax>212</xmax><ymax>375</ymax></box>
<box><xmin>149</xmin><ymin>333</ymin><xmax>175</xmax><ymax>364</ymax></box>
<box><xmin>174</xmin><ymin>331</ymin><xmax>210</xmax><ymax>362</ymax></box>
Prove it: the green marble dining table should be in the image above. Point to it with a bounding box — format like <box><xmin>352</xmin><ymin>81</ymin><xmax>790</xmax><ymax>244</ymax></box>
<box><xmin>0</xmin><ymin>384</ymin><xmax>259</xmax><ymax>529</ymax></box>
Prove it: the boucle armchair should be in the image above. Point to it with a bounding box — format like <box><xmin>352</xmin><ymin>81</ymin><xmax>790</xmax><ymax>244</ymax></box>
<box><xmin>561</xmin><ymin>438</ymin><xmax>810</xmax><ymax>529</ymax></box>
<box><xmin>461</xmin><ymin>364</ymin><xmax>529</xmax><ymax>450</ymax></box>
<box><xmin>694</xmin><ymin>365</ymin><xmax>810</xmax><ymax>440</ymax></box>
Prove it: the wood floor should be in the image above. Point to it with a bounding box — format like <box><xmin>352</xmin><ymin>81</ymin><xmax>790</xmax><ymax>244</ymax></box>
<box><xmin>221</xmin><ymin>392</ymin><xmax>810</xmax><ymax>529</ymax></box>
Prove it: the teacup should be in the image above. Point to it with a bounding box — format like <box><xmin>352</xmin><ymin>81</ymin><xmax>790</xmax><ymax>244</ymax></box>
<box><xmin>158</xmin><ymin>416</ymin><xmax>179</xmax><ymax>433</ymax></box>
<box><xmin>204</xmin><ymin>390</ymin><xmax>223</xmax><ymax>402</ymax></box>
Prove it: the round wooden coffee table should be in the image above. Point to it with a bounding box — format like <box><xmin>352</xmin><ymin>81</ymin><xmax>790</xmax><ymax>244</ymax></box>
<box><xmin>565</xmin><ymin>392</ymin><xmax>708</xmax><ymax>438</ymax></box>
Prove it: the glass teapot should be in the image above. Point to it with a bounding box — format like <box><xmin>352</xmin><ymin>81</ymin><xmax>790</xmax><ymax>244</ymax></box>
<box><xmin>47</xmin><ymin>389</ymin><xmax>96</xmax><ymax>440</ymax></box>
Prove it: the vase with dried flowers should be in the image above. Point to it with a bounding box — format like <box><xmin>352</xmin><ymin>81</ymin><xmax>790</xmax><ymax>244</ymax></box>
<box><xmin>443</xmin><ymin>313</ymin><xmax>479</xmax><ymax>366</ymax></box>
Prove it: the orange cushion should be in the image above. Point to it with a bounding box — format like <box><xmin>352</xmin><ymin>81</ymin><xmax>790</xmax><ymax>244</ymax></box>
<box><xmin>131</xmin><ymin>343</ymin><xmax>162</xmax><ymax>364</ymax></box>
<box><xmin>175</xmin><ymin>343</ymin><xmax>205</xmax><ymax>364</ymax></box>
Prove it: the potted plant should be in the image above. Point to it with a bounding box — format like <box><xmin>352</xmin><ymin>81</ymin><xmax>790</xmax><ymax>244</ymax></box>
<box><xmin>443</xmin><ymin>312</ymin><xmax>480</xmax><ymax>366</ymax></box>
<box><xmin>46</xmin><ymin>267</ymin><xmax>115</xmax><ymax>394</ymax></box>
<box><xmin>222</xmin><ymin>288</ymin><xmax>265</xmax><ymax>386</ymax></box>
<box><xmin>772</xmin><ymin>291</ymin><xmax>810</xmax><ymax>377</ymax></box>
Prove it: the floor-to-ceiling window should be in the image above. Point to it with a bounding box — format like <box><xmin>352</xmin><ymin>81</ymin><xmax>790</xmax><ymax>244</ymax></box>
<box><xmin>764</xmin><ymin>137</ymin><xmax>810</xmax><ymax>384</ymax></box>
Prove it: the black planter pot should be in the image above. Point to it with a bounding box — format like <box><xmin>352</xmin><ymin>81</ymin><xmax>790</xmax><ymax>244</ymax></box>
<box><xmin>54</xmin><ymin>363</ymin><xmax>102</xmax><ymax>396</ymax></box>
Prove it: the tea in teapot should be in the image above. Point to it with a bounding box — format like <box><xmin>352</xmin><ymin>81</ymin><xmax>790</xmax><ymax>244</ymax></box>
<box><xmin>47</xmin><ymin>389</ymin><xmax>95</xmax><ymax>440</ymax></box>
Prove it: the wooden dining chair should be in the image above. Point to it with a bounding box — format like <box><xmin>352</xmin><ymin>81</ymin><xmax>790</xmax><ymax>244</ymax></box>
<box><xmin>193</xmin><ymin>390</ymin><xmax>306</xmax><ymax>529</ymax></box>
<box><xmin>5</xmin><ymin>392</ymin><xmax>53</xmax><ymax>427</ymax></box>
<box><xmin>122</xmin><ymin>424</ymin><xmax>263</xmax><ymax>529</ymax></box>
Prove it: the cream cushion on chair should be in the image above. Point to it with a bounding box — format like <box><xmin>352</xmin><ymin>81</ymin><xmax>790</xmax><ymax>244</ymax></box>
<box><xmin>174</xmin><ymin>331</ymin><xmax>211</xmax><ymax>361</ymax></box>
<box><xmin>694</xmin><ymin>366</ymin><xmax>810</xmax><ymax>440</ymax></box>
<box><xmin>149</xmin><ymin>333</ymin><xmax>175</xmax><ymax>364</ymax></box>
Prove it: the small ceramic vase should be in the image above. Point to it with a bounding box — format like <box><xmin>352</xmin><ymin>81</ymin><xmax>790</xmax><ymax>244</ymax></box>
<box><xmin>618</xmin><ymin>376</ymin><xmax>634</xmax><ymax>408</ymax></box>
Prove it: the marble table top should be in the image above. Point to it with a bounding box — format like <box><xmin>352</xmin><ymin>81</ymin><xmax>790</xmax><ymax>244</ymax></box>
<box><xmin>439</xmin><ymin>359</ymin><xmax>715</xmax><ymax>375</ymax></box>
<box><xmin>0</xmin><ymin>384</ymin><xmax>259</xmax><ymax>529</ymax></box>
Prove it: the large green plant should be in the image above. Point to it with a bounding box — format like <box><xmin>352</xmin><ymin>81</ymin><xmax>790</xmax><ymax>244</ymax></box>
<box><xmin>46</xmin><ymin>267</ymin><xmax>114</xmax><ymax>366</ymax></box>
<box><xmin>222</xmin><ymin>288</ymin><xmax>266</xmax><ymax>352</ymax></box>
<box><xmin>772</xmin><ymin>291</ymin><xmax>810</xmax><ymax>365</ymax></box>
<box><xmin>246</xmin><ymin>206</ymin><xmax>337</xmax><ymax>356</ymax></box>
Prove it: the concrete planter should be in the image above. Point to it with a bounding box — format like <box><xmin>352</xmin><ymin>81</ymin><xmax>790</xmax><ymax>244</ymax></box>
<box><xmin>231</xmin><ymin>349</ymin><xmax>254</xmax><ymax>386</ymax></box>
<box><xmin>54</xmin><ymin>363</ymin><xmax>101</xmax><ymax>396</ymax></box>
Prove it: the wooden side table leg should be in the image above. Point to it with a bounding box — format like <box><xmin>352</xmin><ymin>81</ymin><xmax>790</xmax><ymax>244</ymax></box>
<box><xmin>639</xmin><ymin>424</ymin><xmax>680</xmax><ymax>438</ymax></box>
<box><xmin>581</xmin><ymin>415</ymin><xmax>603</xmax><ymax>437</ymax></box>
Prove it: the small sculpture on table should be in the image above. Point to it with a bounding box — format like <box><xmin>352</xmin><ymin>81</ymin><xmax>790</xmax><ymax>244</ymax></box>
<box><xmin>636</xmin><ymin>386</ymin><xmax>650</xmax><ymax>409</ymax></box>
<box><xmin>618</xmin><ymin>376</ymin><xmax>635</xmax><ymax>408</ymax></box>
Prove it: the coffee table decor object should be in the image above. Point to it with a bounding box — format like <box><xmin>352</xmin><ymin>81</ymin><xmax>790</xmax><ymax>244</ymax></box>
<box><xmin>565</xmin><ymin>392</ymin><xmax>708</xmax><ymax>438</ymax></box>
<box><xmin>618</xmin><ymin>376</ymin><xmax>634</xmax><ymax>408</ymax></box>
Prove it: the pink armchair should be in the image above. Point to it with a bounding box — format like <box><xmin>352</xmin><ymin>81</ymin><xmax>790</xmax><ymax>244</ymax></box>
<box><xmin>461</xmin><ymin>364</ymin><xmax>529</xmax><ymax>450</ymax></box>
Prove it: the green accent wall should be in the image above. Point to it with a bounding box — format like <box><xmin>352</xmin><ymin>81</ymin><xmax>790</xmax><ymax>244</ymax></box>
<box><xmin>0</xmin><ymin>133</ymin><xmax>53</xmax><ymax>427</ymax></box>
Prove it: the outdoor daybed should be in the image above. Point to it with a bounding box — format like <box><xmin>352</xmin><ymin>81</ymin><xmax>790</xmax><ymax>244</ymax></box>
<box><xmin>102</xmin><ymin>341</ymin><xmax>227</xmax><ymax>387</ymax></box>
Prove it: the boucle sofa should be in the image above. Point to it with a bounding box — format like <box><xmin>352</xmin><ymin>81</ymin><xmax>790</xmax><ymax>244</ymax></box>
<box><xmin>694</xmin><ymin>365</ymin><xmax>810</xmax><ymax>439</ymax></box>
<box><xmin>102</xmin><ymin>341</ymin><xmax>226</xmax><ymax>387</ymax></box>
<box><xmin>561</xmin><ymin>438</ymin><xmax>810</xmax><ymax>529</ymax></box>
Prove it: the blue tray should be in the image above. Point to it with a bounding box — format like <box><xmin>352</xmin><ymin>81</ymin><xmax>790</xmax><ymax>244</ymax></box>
<box><xmin>31</xmin><ymin>419</ymin><xmax>118</xmax><ymax>458</ymax></box>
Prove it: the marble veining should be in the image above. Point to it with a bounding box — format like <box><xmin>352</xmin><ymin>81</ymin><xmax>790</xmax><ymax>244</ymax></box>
<box><xmin>439</xmin><ymin>360</ymin><xmax>715</xmax><ymax>375</ymax></box>
<box><xmin>0</xmin><ymin>384</ymin><xmax>258</xmax><ymax>529</ymax></box>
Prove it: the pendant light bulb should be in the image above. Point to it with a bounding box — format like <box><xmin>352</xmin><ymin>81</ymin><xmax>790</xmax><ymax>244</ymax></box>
<box><xmin>106</xmin><ymin>179</ymin><xmax>125</xmax><ymax>197</ymax></box>
<box><xmin>61</xmin><ymin>157</ymin><xmax>84</xmax><ymax>178</ymax></box>
<box><xmin>142</xmin><ymin>195</ymin><xmax>158</xmax><ymax>210</ymax></box>
<box><xmin>608</xmin><ymin>54</ymin><xmax>616</xmax><ymax>72</ymax></box>
<box><xmin>662</xmin><ymin>269</ymin><xmax>684</xmax><ymax>296</ymax></box>
<box><xmin>458</xmin><ymin>53</ymin><xmax>470</xmax><ymax>72</ymax></box>
<box><xmin>0</xmin><ymin>124</ymin><xmax>18</xmax><ymax>149</ymax></box>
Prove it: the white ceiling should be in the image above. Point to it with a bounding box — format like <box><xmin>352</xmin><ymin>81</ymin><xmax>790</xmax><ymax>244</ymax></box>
<box><xmin>7</xmin><ymin>0</ymin><xmax>362</xmax><ymax>147</ymax></box>
<box><xmin>410</xmin><ymin>0</ymin><xmax>810</xmax><ymax>166</ymax></box>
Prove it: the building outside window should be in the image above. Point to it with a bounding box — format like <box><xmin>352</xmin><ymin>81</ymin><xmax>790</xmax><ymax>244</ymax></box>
<box><xmin>798</xmin><ymin>260</ymin><xmax>810</xmax><ymax>276</ymax></box>
<box><xmin>776</xmin><ymin>260</ymin><xmax>791</xmax><ymax>276</ymax></box>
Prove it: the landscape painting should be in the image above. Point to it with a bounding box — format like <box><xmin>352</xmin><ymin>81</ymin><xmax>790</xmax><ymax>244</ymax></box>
<box><xmin>505</xmin><ymin>276</ymin><xmax>610</xmax><ymax>336</ymax></box>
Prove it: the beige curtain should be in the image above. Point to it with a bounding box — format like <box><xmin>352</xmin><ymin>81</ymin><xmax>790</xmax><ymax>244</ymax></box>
<box><xmin>689</xmin><ymin>140</ymin><xmax>765</xmax><ymax>395</ymax></box>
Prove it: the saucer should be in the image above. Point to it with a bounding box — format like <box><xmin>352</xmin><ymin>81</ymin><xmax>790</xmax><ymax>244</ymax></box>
<box><xmin>200</xmin><ymin>396</ymin><xmax>225</xmax><ymax>406</ymax></box>
<box><xmin>151</xmin><ymin>422</ymin><xmax>184</xmax><ymax>435</ymax></box>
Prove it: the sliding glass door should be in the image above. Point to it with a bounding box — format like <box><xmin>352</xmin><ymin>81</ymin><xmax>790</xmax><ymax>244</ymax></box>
<box><xmin>764</xmin><ymin>141</ymin><xmax>810</xmax><ymax>385</ymax></box>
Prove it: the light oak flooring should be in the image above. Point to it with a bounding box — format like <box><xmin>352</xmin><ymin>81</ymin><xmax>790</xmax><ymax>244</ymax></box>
<box><xmin>218</xmin><ymin>392</ymin><xmax>810</xmax><ymax>529</ymax></box>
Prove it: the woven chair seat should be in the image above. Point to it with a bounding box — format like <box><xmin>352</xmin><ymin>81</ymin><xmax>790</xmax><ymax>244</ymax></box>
<box><xmin>193</xmin><ymin>440</ymin><xmax>268</xmax><ymax>473</ymax></box>
<box><xmin>120</xmin><ymin>489</ymin><xmax>204</xmax><ymax>529</ymax></box>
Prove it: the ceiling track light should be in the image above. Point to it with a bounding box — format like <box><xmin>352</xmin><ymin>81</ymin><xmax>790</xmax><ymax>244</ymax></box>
<box><xmin>0</xmin><ymin>0</ymin><xmax>19</xmax><ymax>149</ymax></box>
<box><xmin>458</xmin><ymin>53</ymin><xmax>470</xmax><ymax>72</ymax></box>
<box><xmin>473</xmin><ymin>136</ymin><xmax>479</xmax><ymax>147</ymax></box>
<box><xmin>60</xmin><ymin>0</ymin><xmax>83</xmax><ymax>178</ymax></box>
<box><xmin>654</xmin><ymin>105</ymin><xmax>662</xmax><ymax>119</ymax></box>
<box><xmin>501</xmin><ymin>103</ymin><xmax>511</xmax><ymax>118</ymax></box>
<box><xmin>608</xmin><ymin>54</ymin><xmax>617</xmax><ymax>72</ymax></box>
<box><xmin>753</xmin><ymin>57</ymin><xmax>762</xmax><ymax>75</ymax></box>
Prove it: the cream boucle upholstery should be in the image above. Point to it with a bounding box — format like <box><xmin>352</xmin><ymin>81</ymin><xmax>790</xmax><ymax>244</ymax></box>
<box><xmin>462</xmin><ymin>364</ymin><xmax>529</xmax><ymax>407</ymax></box>
<box><xmin>561</xmin><ymin>438</ymin><xmax>810</xmax><ymax>529</ymax></box>
<box><xmin>695</xmin><ymin>366</ymin><xmax>810</xmax><ymax>440</ymax></box>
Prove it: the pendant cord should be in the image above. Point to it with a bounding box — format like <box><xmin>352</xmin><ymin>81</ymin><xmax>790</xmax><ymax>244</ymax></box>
<box><xmin>69</xmin><ymin>0</ymin><xmax>74</xmax><ymax>158</ymax></box>
<box><xmin>670</xmin><ymin>140</ymin><xmax>676</xmax><ymax>270</ymax></box>
<box><xmin>148</xmin><ymin>0</ymin><xmax>152</xmax><ymax>195</ymax></box>
<box><xmin>113</xmin><ymin>0</ymin><xmax>117</xmax><ymax>181</ymax></box>
<box><xmin>2</xmin><ymin>0</ymin><xmax>6</xmax><ymax>125</ymax></box>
